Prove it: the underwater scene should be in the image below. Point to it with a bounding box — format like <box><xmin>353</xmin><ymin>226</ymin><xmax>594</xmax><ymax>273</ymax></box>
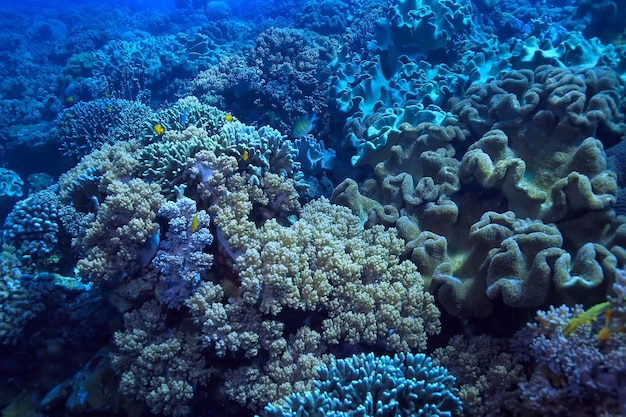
<box><xmin>1</xmin><ymin>0</ymin><xmax>626</xmax><ymax>415</ymax></box>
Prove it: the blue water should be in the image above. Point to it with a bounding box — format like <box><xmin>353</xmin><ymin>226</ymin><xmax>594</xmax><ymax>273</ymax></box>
<box><xmin>1</xmin><ymin>0</ymin><xmax>626</xmax><ymax>416</ymax></box>
<box><xmin>8</xmin><ymin>0</ymin><xmax>176</xmax><ymax>11</ymax></box>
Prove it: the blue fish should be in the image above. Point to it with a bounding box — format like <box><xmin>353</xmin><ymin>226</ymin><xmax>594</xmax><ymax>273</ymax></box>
<box><xmin>181</xmin><ymin>109</ymin><xmax>188</xmax><ymax>125</ymax></box>
<box><xmin>292</xmin><ymin>114</ymin><xmax>318</xmax><ymax>138</ymax></box>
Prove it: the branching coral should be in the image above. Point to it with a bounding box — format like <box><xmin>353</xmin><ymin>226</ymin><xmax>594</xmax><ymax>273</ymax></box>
<box><xmin>187</xmin><ymin>148</ymin><xmax>301</xmax><ymax>245</ymax></box>
<box><xmin>513</xmin><ymin>303</ymin><xmax>626</xmax><ymax>416</ymax></box>
<box><xmin>433</xmin><ymin>335</ymin><xmax>526</xmax><ymax>417</ymax></box>
<box><xmin>152</xmin><ymin>197</ymin><xmax>213</xmax><ymax>309</ymax></box>
<box><xmin>54</xmin><ymin>98</ymin><xmax>154</xmax><ymax>160</ymax></box>
<box><xmin>262</xmin><ymin>352</ymin><xmax>463</xmax><ymax>417</ymax></box>
<box><xmin>190</xmin><ymin>53</ymin><xmax>262</xmax><ymax>109</ymax></box>
<box><xmin>112</xmin><ymin>300</ymin><xmax>212</xmax><ymax>417</ymax></box>
<box><xmin>76</xmin><ymin>178</ymin><xmax>164</xmax><ymax>283</ymax></box>
<box><xmin>142</xmin><ymin>96</ymin><xmax>226</xmax><ymax>143</ymax></box>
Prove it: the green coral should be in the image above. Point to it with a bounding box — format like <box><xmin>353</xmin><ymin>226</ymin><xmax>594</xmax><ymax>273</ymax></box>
<box><xmin>331</xmin><ymin>65</ymin><xmax>626</xmax><ymax>318</ymax></box>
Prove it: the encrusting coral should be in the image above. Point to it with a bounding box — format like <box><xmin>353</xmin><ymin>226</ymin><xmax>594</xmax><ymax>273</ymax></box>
<box><xmin>332</xmin><ymin>64</ymin><xmax>626</xmax><ymax>318</ymax></box>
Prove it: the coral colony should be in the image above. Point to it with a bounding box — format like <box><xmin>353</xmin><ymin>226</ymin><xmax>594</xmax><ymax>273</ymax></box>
<box><xmin>1</xmin><ymin>0</ymin><xmax>626</xmax><ymax>416</ymax></box>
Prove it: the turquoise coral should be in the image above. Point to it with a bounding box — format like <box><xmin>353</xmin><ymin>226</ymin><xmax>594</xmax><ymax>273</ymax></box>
<box><xmin>0</xmin><ymin>167</ymin><xmax>24</xmax><ymax>198</ymax></box>
<box><xmin>261</xmin><ymin>352</ymin><xmax>463</xmax><ymax>417</ymax></box>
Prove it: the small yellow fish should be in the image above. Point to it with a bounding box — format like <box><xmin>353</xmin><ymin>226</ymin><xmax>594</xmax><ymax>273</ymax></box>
<box><xmin>66</xmin><ymin>96</ymin><xmax>74</xmax><ymax>103</ymax></box>
<box><xmin>190</xmin><ymin>212</ymin><xmax>200</xmax><ymax>232</ymax></box>
<box><xmin>107</xmin><ymin>106</ymin><xmax>113</xmax><ymax>113</ymax></box>
<box><xmin>563</xmin><ymin>301</ymin><xmax>610</xmax><ymax>337</ymax></box>
<box><xmin>153</xmin><ymin>124</ymin><xmax>165</xmax><ymax>135</ymax></box>
<box><xmin>224</xmin><ymin>113</ymin><xmax>233</xmax><ymax>122</ymax></box>
<box><xmin>242</xmin><ymin>150</ymin><xmax>249</xmax><ymax>161</ymax></box>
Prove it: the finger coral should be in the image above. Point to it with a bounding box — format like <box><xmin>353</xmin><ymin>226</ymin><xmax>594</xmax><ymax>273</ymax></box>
<box><xmin>235</xmin><ymin>197</ymin><xmax>440</xmax><ymax>351</ymax></box>
<box><xmin>186</xmin><ymin>197</ymin><xmax>440</xmax><ymax>409</ymax></box>
<box><xmin>261</xmin><ymin>352</ymin><xmax>462</xmax><ymax>417</ymax></box>
<box><xmin>76</xmin><ymin>178</ymin><xmax>164</xmax><ymax>283</ymax></box>
<box><xmin>112</xmin><ymin>300</ymin><xmax>211</xmax><ymax>417</ymax></box>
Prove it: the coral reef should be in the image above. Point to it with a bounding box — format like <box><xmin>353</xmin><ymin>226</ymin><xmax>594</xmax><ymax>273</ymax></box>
<box><xmin>512</xmin><ymin>302</ymin><xmax>626</xmax><ymax>416</ymax></box>
<box><xmin>0</xmin><ymin>168</ymin><xmax>24</xmax><ymax>198</ymax></box>
<box><xmin>112</xmin><ymin>300</ymin><xmax>211</xmax><ymax>417</ymax></box>
<box><xmin>3</xmin><ymin>1</ymin><xmax>626</xmax><ymax>416</ymax></box>
<box><xmin>138</xmin><ymin>97</ymin><xmax>304</xmax><ymax>198</ymax></box>
<box><xmin>262</xmin><ymin>352</ymin><xmax>463</xmax><ymax>417</ymax></box>
<box><xmin>2</xmin><ymin>188</ymin><xmax>63</xmax><ymax>267</ymax></box>
<box><xmin>75</xmin><ymin>178</ymin><xmax>164</xmax><ymax>283</ymax></box>
<box><xmin>152</xmin><ymin>197</ymin><xmax>214</xmax><ymax>309</ymax></box>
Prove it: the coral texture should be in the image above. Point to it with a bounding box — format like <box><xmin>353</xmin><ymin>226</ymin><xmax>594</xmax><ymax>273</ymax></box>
<box><xmin>262</xmin><ymin>352</ymin><xmax>463</xmax><ymax>417</ymax></box>
<box><xmin>152</xmin><ymin>197</ymin><xmax>214</xmax><ymax>308</ymax></box>
<box><xmin>512</xmin><ymin>303</ymin><xmax>626</xmax><ymax>416</ymax></box>
<box><xmin>0</xmin><ymin>167</ymin><xmax>24</xmax><ymax>198</ymax></box>
<box><xmin>332</xmin><ymin>64</ymin><xmax>626</xmax><ymax>318</ymax></box>
<box><xmin>112</xmin><ymin>301</ymin><xmax>211</xmax><ymax>416</ymax></box>
<box><xmin>76</xmin><ymin>178</ymin><xmax>164</xmax><ymax>282</ymax></box>
<box><xmin>457</xmin><ymin>65</ymin><xmax>623</xmax><ymax>223</ymax></box>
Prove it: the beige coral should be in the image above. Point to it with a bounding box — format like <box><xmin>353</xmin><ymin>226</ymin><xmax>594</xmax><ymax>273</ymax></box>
<box><xmin>187</xmin><ymin>149</ymin><xmax>300</xmax><ymax>256</ymax></box>
<box><xmin>234</xmin><ymin>197</ymin><xmax>440</xmax><ymax>351</ymax></box>
<box><xmin>460</xmin><ymin>129</ymin><xmax>617</xmax><ymax>222</ymax></box>
<box><xmin>221</xmin><ymin>327</ymin><xmax>331</xmax><ymax>410</ymax></box>
<box><xmin>76</xmin><ymin>178</ymin><xmax>164</xmax><ymax>282</ymax></box>
<box><xmin>184</xmin><ymin>198</ymin><xmax>440</xmax><ymax>409</ymax></box>
<box><xmin>59</xmin><ymin>141</ymin><xmax>141</xmax><ymax>202</ymax></box>
<box><xmin>432</xmin><ymin>335</ymin><xmax>526</xmax><ymax>417</ymax></box>
<box><xmin>112</xmin><ymin>300</ymin><xmax>211</xmax><ymax>417</ymax></box>
<box><xmin>187</xmin><ymin>282</ymin><xmax>331</xmax><ymax>409</ymax></box>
